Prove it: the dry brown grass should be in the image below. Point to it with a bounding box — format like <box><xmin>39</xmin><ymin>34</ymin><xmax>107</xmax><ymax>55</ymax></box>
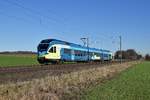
<box><xmin>0</xmin><ymin>61</ymin><xmax>140</xmax><ymax>100</ymax></box>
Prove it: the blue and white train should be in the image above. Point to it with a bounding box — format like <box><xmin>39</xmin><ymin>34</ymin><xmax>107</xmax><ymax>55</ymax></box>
<box><xmin>37</xmin><ymin>39</ymin><xmax>113</xmax><ymax>64</ymax></box>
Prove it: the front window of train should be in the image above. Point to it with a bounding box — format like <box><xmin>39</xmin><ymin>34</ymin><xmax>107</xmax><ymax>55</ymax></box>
<box><xmin>38</xmin><ymin>44</ymin><xmax>49</xmax><ymax>52</ymax></box>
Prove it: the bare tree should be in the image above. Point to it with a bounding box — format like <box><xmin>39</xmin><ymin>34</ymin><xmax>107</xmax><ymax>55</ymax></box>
<box><xmin>145</xmin><ymin>54</ymin><xmax>150</xmax><ymax>61</ymax></box>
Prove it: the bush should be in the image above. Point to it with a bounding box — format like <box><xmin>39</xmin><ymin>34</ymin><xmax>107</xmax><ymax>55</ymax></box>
<box><xmin>145</xmin><ymin>54</ymin><xmax>150</xmax><ymax>61</ymax></box>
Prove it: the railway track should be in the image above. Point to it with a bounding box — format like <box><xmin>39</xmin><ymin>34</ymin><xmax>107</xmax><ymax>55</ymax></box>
<box><xmin>0</xmin><ymin>61</ymin><xmax>129</xmax><ymax>84</ymax></box>
<box><xmin>0</xmin><ymin>61</ymin><xmax>119</xmax><ymax>74</ymax></box>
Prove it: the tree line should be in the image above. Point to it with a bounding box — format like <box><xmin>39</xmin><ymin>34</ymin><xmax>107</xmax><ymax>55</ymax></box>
<box><xmin>114</xmin><ymin>49</ymin><xmax>142</xmax><ymax>60</ymax></box>
<box><xmin>145</xmin><ymin>54</ymin><xmax>150</xmax><ymax>61</ymax></box>
<box><xmin>114</xmin><ymin>49</ymin><xmax>150</xmax><ymax>61</ymax></box>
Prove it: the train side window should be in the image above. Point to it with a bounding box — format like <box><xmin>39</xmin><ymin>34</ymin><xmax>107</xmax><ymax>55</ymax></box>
<box><xmin>49</xmin><ymin>46</ymin><xmax>56</xmax><ymax>53</ymax></box>
<box><xmin>64</xmin><ymin>48</ymin><xmax>71</xmax><ymax>54</ymax></box>
<box><xmin>54</xmin><ymin>46</ymin><xmax>56</xmax><ymax>53</ymax></box>
<box><xmin>49</xmin><ymin>47</ymin><xmax>53</xmax><ymax>53</ymax></box>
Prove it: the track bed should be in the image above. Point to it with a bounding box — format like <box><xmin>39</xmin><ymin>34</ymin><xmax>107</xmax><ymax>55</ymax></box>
<box><xmin>0</xmin><ymin>61</ymin><xmax>123</xmax><ymax>84</ymax></box>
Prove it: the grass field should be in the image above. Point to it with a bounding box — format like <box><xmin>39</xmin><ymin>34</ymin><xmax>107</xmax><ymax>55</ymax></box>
<box><xmin>82</xmin><ymin>61</ymin><xmax>150</xmax><ymax>100</ymax></box>
<box><xmin>0</xmin><ymin>54</ymin><xmax>39</xmax><ymax>67</ymax></box>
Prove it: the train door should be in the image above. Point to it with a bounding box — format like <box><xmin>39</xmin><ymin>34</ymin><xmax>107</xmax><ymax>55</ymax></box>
<box><xmin>71</xmin><ymin>50</ymin><xmax>75</xmax><ymax>61</ymax></box>
<box><xmin>48</xmin><ymin>46</ymin><xmax>60</xmax><ymax>59</ymax></box>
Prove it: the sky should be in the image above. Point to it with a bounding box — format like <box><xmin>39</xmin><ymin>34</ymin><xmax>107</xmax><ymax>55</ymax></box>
<box><xmin>0</xmin><ymin>0</ymin><xmax>149</xmax><ymax>55</ymax></box>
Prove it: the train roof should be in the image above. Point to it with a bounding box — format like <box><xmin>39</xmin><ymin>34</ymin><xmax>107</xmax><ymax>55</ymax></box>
<box><xmin>40</xmin><ymin>39</ymin><xmax>111</xmax><ymax>53</ymax></box>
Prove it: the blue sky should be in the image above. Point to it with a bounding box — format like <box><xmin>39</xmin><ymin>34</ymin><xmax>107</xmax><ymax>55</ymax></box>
<box><xmin>0</xmin><ymin>0</ymin><xmax>149</xmax><ymax>55</ymax></box>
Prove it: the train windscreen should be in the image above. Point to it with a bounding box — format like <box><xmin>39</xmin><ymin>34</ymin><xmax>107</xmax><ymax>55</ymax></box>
<box><xmin>38</xmin><ymin>44</ymin><xmax>49</xmax><ymax>51</ymax></box>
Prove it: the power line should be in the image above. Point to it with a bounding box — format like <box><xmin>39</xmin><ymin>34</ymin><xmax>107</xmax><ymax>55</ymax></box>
<box><xmin>47</xmin><ymin>9</ymin><xmax>68</xmax><ymax>24</ymax></box>
<box><xmin>0</xmin><ymin>1</ymin><xmax>42</xmax><ymax>24</ymax></box>
<box><xmin>0</xmin><ymin>10</ymin><xmax>30</xmax><ymax>23</ymax></box>
<box><xmin>0</xmin><ymin>9</ymin><xmax>54</xmax><ymax>30</ymax></box>
<box><xmin>2</xmin><ymin>0</ymin><xmax>67</xmax><ymax>25</ymax></box>
<box><xmin>0</xmin><ymin>0</ymin><xmax>67</xmax><ymax>30</ymax></box>
<box><xmin>13</xmin><ymin>0</ymin><xmax>69</xmax><ymax>31</ymax></box>
<box><xmin>90</xmin><ymin>35</ymin><xmax>116</xmax><ymax>47</ymax></box>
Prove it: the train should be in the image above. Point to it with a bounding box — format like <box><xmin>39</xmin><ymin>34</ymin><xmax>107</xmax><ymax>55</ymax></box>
<box><xmin>37</xmin><ymin>39</ymin><xmax>113</xmax><ymax>64</ymax></box>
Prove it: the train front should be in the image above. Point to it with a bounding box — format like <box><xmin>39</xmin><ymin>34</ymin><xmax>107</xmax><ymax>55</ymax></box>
<box><xmin>37</xmin><ymin>39</ymin><xmax>61</xmax><ymax>64</ymax></box>
<box><xmin>37</xmin><ymin>42</ymin><xmax>50</xmax><ymax>64</ymax></box>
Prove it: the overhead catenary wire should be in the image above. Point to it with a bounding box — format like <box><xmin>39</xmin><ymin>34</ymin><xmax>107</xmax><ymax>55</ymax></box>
<box><xmin>0</xmin><ymin>0</ymin><xmax>69</xmax><ymax>31</ymax></box>
<box><xmin>0</xmin><ymin>10</ymin><xmax>30</xmax><ymax>23</ymax></box>
<box><xmin>47</xmin><ymin>9</ymin><xmax>68</xmax><ymax>24</ymax></box>
<box><xmin>0</xmin><ymin>9</ymin><xmax>56</xmax><ymax>31</ymax></box>
<box><xmin>1</xmin><ymin>0</ymin><xmax>67</xmax><ymax>26</ymax></box>
<box><xmin>13</xmin><ymin>0</ymin><xmax>69</xmax><ymax>32</ymax></box>
<box><xmin>88</xmin><ymin>33</ymin><xmax>120</xmax><ymax>53</ymax></box>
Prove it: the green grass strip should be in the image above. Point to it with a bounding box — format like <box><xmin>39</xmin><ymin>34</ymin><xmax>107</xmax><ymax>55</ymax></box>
<box><xmin>82</xmin><ymin>61</ymin><xmax>150</xmax><ymax>100</ymax></box>
<box><xmin>0</xmin><ymin>54</ymin><xmax>39</xmax><ymax>67</ymax></box>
